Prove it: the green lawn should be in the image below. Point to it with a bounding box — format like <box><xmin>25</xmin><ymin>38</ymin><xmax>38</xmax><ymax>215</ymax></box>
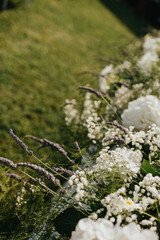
<box><xmin>0</xmin><ymin>0</ymin><xmax>145</xmax><ymax>158</ymax></box>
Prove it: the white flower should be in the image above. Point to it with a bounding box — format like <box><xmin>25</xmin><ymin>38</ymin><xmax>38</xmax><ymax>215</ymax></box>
<box><xmin>137</xmin><ymin>35</ymin><xmax>160</xmax><ymax>76</ymax></box>
<box><xmin>64</xmin><ymin>99</ymin><xmax>79</xmax><ymax>125</ymax></box>
<box><xmin>99</xmin><ymin>64</ymin><xmax>113</xmax><ymax>93</ymax></box>
<box><xmin>70</xmin><ymin>218</ymin><xmax>158</xmax><ymax>240</ymax></box>
<box><xmin>100</xmin><ymin>64</ymin><xmax>113</xmax><ymax>77</ymax></box>
<box><xmin>114</xmin><ymin>85</ymin><xmax>132</xmax><ymax>108</ymax></box>
<box><xmin>121</xmin><ymin>95</ymin><xmax>160</xmax><ymax>130</ymax></box>
<box><xmin>93</xmin><ymin>147</ymin><xmax>142</xmax><ymax>181</ymax></box>
<box><xmin>143</xmin><ymin>35</ymin><xmax>160</xmax><ymax>54</ymax></box>
<box><xmin>137</xmin><ymin>51</ymin><xmax>159</xmax><ymax>76</ymax></box>
<box><xmin>115</xmin><ymin>60</ymin><xmax>131</xmax><ymax>72</ymax></box>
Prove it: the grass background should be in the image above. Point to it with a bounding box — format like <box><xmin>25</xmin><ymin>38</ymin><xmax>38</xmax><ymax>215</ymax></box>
<box><xmin>0</xmin><ymin>0</ymin><xmax>148</xmax><ymax>161</ymax></box>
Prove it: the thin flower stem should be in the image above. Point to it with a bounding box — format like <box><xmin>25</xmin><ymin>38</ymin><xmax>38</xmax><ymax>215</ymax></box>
<box><xmin>66</xmin><ymin>155</ymin><xmax>75</xmax><ymax>164</ymax></box>
<box><xmin>58</xmin><ymin>183</ymin><xmax>89</xmax><ymax>215</ymax></box>
<box><xmin>155</xmin><ymin>202</ymin><xmax>160</xmax><ymax>218</ymax></box>
<box><xmin>142</xmin><ymin>211</ymin><xmax>160</xmax><ymax>222</ymax></box>
<box><xmin>101</xmin><ymin>96</ymin><xmax>122</xmax><ymax>123</ymax></box>
<box><xmin>20</xmin><ymin>170</ymin><xmax>57</xmax><ymax>196</ymax></box>
<box><xmin>28</xmin><ymin>151</ymin><xmax>68</xmax><ymax>181</ymax></box>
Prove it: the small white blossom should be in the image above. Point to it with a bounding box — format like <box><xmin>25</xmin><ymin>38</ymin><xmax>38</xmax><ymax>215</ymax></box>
<box><xmin>64</xmin><ymin>99</ymin><xmax>79</xmax><ymax>125</ymax></box>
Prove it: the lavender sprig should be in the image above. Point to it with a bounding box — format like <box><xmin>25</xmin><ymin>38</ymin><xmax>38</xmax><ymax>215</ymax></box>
<box><xmin>52</xmin><ymin>167</ymin><xmax>73</xmax><ymax>176</ymax></box>
<box><xmin>25</xmin><ymin>135</ymin><xmax>44</xmax><ymax>144</ymax></box>
<box><xmin>6</xmin><ymin>173</ymin><xmax>22</xmax><ymax>182</ymax></box>
<box><xmin>78</xmin><ymin>86</ymin><xmax>105</xmax><ymax>98</ymax></box>
<box><xmin>17</xmin><ymin>162</ymin><xmax>60</xmax><ymax>186</ymax></box>
<box><xmin>106</xmin><ymin>121</ymin><xmax>128</xmax><ymax>134</ymax></box>
<box><xmin>9</xmin><ymin>129</ymin><xmax>28</xmax><ymax>151</ymax></box>
<box><xmin>44</xmin><ymin>139</ymin><xmax>67</xmax><ymax>157</ymax></box>
<box><xmin>0</xmin><ymin>157</ymin><xmax>17</xmax><ymax>169</ymax></box>
<box><xmin>74</xmin><ymin>141</ymin><xmax>81</xmax><ymax>152</ymax></box>
<box><xmin>25</xmin><ymin>135</ymin><xmax>67</xmax><ymax>157</ymax></box>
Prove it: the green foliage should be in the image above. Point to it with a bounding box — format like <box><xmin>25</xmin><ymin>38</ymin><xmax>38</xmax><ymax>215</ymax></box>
<box><xmin>0</xmin><ymin>167</ymin><xmax>20</xmax><ymax>239</ymax></box>
<box><xmin>141</xmin><ymin>159</ymin><xmax>160</xmax><ymax>176</ymax></box>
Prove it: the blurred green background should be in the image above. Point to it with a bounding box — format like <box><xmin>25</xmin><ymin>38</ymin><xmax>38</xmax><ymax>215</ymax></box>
<box><xmin>0</xmin><ymin>0</ymin><xmax>149</xmax><ymax>161</ymax></box>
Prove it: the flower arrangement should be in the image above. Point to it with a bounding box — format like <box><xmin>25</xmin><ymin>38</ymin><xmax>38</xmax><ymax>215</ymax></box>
<box><xmin>0</xmin><ymin>33</ymin><xmax>160</xmax><ymax>239</ymax></box>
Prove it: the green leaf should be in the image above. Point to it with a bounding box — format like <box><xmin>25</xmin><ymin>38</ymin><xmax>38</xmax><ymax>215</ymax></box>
<box><xmin>141</xmin><ymin>159</ymin><xmax>159</xmax><ymax>176</ymax></box>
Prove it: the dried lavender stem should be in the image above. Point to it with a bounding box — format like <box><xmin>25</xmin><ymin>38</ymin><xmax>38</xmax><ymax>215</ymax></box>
<box><xmin>9</xmin><ymin>129</ymin><xmax>28</xmax><ymax>151</ymax></box>
<box><xmin>60</xmin><ymin>102</ymin><xmax>75</xmax><ymax>109</ymax></box>
<box><xmin>6</xmin><ymin>173</ymin><xmax>22</xmax><ymax>181</ymax></box>
<box><xmin>25</xmin><ymin>135</ymin><xmax>44</xmax><ymax>143</ymax></box>
<box><xmin>44</xmin><ymin>139</ymin><xmax>67</xmax><ymax>157</ymax></box>
<box><xmin>17</xmin><ymin>162</ymin><xmax>60</xmax><ymax>186</ymax></box>
<box><xmin>52</xmin><ymin>167</ymin><xmax>73</xmax><ymax>176</ymax></box>
<box><xmin>78</xmin><ymin>86</ymin><xmax>104</xmax><ymax>98</ymax></box>
<box><xmin>106</xmin><ymin>121</ymin><xmax>128</xmax><ymax>134</ymax></box>
<box><xmin>25</xmin><ymin>135</ymin><xmax>73</xmax><ymax>161</ymax></box>
<box><xmin>74</xmin><ymin>141</ymin><xmax>81</xmax><ymax>152</ymax></box>
<box><xmin>0</xmin><ymin>157</ymin><xmax>17</xmax><ymax>169</ymax></box>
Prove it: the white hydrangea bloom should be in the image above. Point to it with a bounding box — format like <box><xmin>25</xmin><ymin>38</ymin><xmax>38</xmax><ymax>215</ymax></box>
<box><xmin>137</xmin><ymin>51</ymin><xmax>159</xmax><ymax>76</ymax></box>
<box><xmin>121</xmin><ymin>95</ymin><xmax>160</xmax><ymax>130</ymax></box>
<box><xmin>143</xmin><ymin>35</ymin><xmax>160</xmax><ymax>54</ymax></box>
<box><xmin>137</xmin><ymin>35</ymin><xmax>160</xmax><ymax>76</ymax></box>
<box><xmin>70</xmin><ymin>218</ymin><xmax>158</xmax><ymax>240</ymax></box>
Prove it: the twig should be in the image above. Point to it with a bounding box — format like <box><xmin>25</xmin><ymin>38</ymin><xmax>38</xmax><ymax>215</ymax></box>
<box><xmin>52</xmin><ymin>167</ymin><xmax>73</xmax><ymax>176</ymax></box>
<box><xmin>10</xmin><ymin>129</ymin><xmax>28</xmax><ymax>151</ymax></box>
<box><xmin>74</xmin><ymin>141</ymin><xmax>81</xmax><ymax>152</ymax></box>
<box><xmin>106</xmin><ymin>121</ymin><xmax>128</xmax><ymax>134</ymax></box>
<box><xmin>78</xmin><ymin>86</ymin><xmax>105</xmax><ymax>98</ymax></box>
<box><xmin>25</xmin><ymin>135</ymin><xmax>67</xmax><ymax>156</ymax></box>
<box><xmin>25</xmin><ymin>135</ymin><xmax>44</xmax><ymax>144</ymax></box>
<box><xmin>0</xmin><ymin>157</ymin><xmax>17</xmax><ymax>169</ymax></box>
<box><xmin>6</xmin><ymin>173</ymin><xmax>22</xmax><ymax>182</ymax></box>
